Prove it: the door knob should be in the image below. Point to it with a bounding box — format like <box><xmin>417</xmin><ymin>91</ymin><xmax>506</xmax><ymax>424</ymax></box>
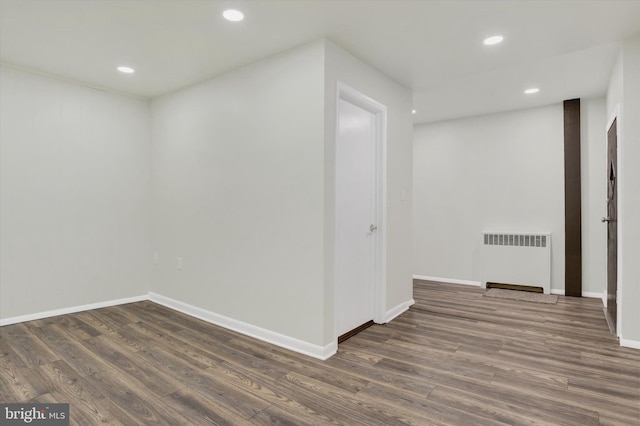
<box><xmin>369</xmin><ymin>224</ymin><xmax>378</xmax><ymax>232</ymax></box>
<box><xmin>602</xmin><ymin>217</ymin><xmax>613</xmax><ymax>223</ymax></box>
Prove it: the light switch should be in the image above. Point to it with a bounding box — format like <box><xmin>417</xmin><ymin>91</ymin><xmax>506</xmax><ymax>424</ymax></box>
<box><xmin>177</xmin><ymin>257</ymin><xmax>183</xmax><ymax>270</ymax></box>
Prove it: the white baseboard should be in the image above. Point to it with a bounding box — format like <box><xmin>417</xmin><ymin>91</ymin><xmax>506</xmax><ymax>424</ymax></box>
<box><xmin>384</xmin><ymin>299</ymin><xmax>415</xmax><ymax>323</ymax></box>
<box><xmin>0</xmin><ymin>294</ymin><xmax>148</xmax><ymax>327</ymax></box>
<box><xmin>148</xmin><ymin>292</ymin><xmax>336</xmax><ymax>360</ymax></box>
<box><xmin>413</xmin><ymin>275</ymin><xmax>481</xmax><ymax>287</ymax></box>
<box><xmin>550</xmin><ymin>289</ymin><xmax>604</xmax><ymax>299</ymax></box>
<box><xmin>1</xmin><ymin>291</ymin><xmax>337</xmax><ymax>360</ymax></box>
<box><xmin>620</xmin><ymin>337</ymin><xmax>640</xmax><ymax>350</ymax></box>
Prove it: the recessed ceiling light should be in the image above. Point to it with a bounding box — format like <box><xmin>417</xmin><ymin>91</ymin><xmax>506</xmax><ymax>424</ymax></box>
<box><xmin>412</xmin><ymin>109</ymin><xmax>417</xmax><ymax>114</ymax></box>
<box><xmin>524</xmin><ymin>88</ymin><xmax>540</xmax><ymax>94</ymax></box>
<box><xmin>483</xmin><ymin>35</ymin><xmax>504</xmax><ymax>45</ymax></box>
<box><xmin>223</xmin><ymin>9</ymin><xmax>244</xmax><ymax>21</ymax></box>
<box><xmin>117</xmin><ymin>66</ymin><xmax>135</xmax><ymax>74</ymax></box>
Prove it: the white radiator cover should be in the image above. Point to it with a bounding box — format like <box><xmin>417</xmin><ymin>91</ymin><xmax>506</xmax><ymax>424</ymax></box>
<box><xmin>481</xmin><ymin>232</ymin><xmax>551</xmax><ymax>294</ymax></box>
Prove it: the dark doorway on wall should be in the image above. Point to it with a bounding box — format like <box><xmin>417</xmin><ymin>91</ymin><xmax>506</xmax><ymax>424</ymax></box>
<box><xmin>604</xmin><ymin>118</ymin><xmax>618</xmax><ymax>334</ymax></box>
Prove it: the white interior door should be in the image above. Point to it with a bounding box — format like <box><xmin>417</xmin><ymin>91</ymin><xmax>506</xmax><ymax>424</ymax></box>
<box><xmin>335</xmin><ymin>97</ymin><xmax>376</xmax><ymax>337</ymax></box>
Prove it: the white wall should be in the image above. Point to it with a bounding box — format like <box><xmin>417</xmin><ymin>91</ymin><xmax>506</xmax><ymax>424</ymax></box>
<box><xmin>324</xmin><ymin>40</ymin><xmax>414</xmax><ymax>342</ymax></box>
<box><xmin>616</xmin><ymin>34</ymin><xmax>640</xmax><ymax>346</ymax></box>
<box><xmin>0</xmin><ymin>66</ymin><xmax>151</xmax><ymax>321</ymax></box>
<box><xmin>413</xmin><ymin>105</ymin><xmax>566</xmax><ymax>291</ymax></box>
<box><xmin>605</xmin><ymin>35</ymin><xmax>640</xmax><ymax>347</ymax></box>
<box><xmin>606</xmin><ymin>54</ymin><xmax>623</xmax><ymax>116</ymax></box>
<box><xmin>1</xmin><ymin>39</ymin><xmax>413</xmax><ymax>358</ymax></box>
<box><xmin>150</xmin><ymin>42</ymin><xmax>327</xmax><ymax>348</ymax></box>
<box><xmin>581</xmin><ymin>97</ymin><xmax>607</xmax><ymax>297</ymax></box>
<box><xmin>151</xmin><ymin>39</ymin><xmax>414</xmax><ymax>354</ymax></box>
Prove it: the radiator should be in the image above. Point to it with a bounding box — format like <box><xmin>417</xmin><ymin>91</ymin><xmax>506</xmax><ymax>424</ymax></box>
<box><xmin>481</xmin><ymin>232</ymin><xmax>551</xmax><ymax>294</ymax></box>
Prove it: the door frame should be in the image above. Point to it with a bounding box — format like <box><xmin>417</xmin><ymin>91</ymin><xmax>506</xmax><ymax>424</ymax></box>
<box><xmin>334</xmin><ymin>82</ymin><xmax>387</xmax><ymax>342</ymax></box>
<box><xmin>605</xmin><ymin>104</ymin><xmax>622</xmax><ymax>337</ymax></box>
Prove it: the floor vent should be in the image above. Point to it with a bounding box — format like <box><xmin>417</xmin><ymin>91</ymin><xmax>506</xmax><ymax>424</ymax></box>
<box><xmin>486</xmin><ymin>282</ymin><xmax>543</xmax><ymax>293</ymax></box>
<box><xmin>482</xmin><ymin>232</ymin><xmax>551</xmax><ymax>294</ymax></box>
<box><xmin>338</xmin><ymin>320</ymin><xmax>374</xmax><ymax>344</ymax></box>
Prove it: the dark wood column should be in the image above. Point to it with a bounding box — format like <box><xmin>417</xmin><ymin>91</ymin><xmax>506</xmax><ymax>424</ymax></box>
<box><xmin>563</xmin><ymin>99</ymin><xmax>582</xmax><ymax>297</ymax></box>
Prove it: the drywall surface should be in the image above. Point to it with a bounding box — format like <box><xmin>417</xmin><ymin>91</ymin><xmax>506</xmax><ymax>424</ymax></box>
<box><xmin>620</xmin><ymin>34</ymin><xmax>640</xmax><ymax>344</ymax></box>
<box><xmin>150</xmin><ymin>41</ymin><xmax>327</xmax><ymax>347</ymax></box>
<box><xmin>604</xmin><ymin>34</ymin><xmax>640</xmax><ymax>346</ymax></box>
<box><xmin>606</xmin><ymin>53</ymin><xmax>623</xmax><ymax>117</ymax></box>
<box><xmin>0</xmin><ymin>65</ymin><xmax>151</xmax><ymax>320</ymax></box>
<box><xmin>413</xmin><ymin>105</ymin><xmax>565</xmax><ymax>291</ymax></box>
<box><xmin>580</xmin><ymin>97</ymin><xmax>607</xmax><ymax>297</ymax></box>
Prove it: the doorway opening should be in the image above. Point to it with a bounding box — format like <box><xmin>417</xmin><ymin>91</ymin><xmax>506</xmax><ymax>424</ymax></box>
<box><xmin>334</xmin><ymin>83</ymin><xmax>387</xmax><ymax>344</ymax></box>
<box><xmin>604</xmin><ymin>115</ymin><xmax>618</xmax><ymax>335</ymax></box>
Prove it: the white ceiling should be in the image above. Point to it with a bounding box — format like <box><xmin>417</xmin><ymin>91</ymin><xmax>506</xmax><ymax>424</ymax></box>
<box><xmin>1</xmin><ymin>0</ymin><xmax>639</xmax><ymax>123</ymax></box>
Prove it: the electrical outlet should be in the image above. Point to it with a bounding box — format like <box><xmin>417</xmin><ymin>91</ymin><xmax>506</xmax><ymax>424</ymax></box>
<box><xmin>177</xmin><ymin>257</ymin><xmax>183</xmax><ymax>271</ymax></box>
<box><xmin>153</xmin><ymin>253</ymin><xmax>159</xmax><ymax>265</ymax></box>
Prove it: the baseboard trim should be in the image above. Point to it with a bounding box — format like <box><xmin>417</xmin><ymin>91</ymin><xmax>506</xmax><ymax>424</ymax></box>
<box><xmin>550</xmin><ymin>289</ymin><xmax>603</xmax><ymax>299</ymax></box>
<box><xmin>0</xmin><ymin>294</ymin><xmax>148</xmax><ymax>327</ymax></box>
<box><xmin>620</xmin><ymin>337</ymin><xmax>640</xmax><ymax>350</ymax></box>
<box><xmin>413</xmin><ymin>275</ymin><xmax>481</xmax><ymax>287</ymax></box>
<box><xmin>148</xmin><ymin>292</ymin><xmax>336</xmax><ymax>360</ymax></box>
<box><xmin>384</xmin><ymin>298</ymin><xmax>415</xmax><ymax>323</ymax></box>
<box><xmin>415</xmin><ymin>279</ymin><xmax>603</xmax><ymax>300</ymax></box>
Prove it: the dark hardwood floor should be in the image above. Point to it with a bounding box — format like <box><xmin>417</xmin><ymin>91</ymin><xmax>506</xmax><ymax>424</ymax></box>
<box><xmin>1</xmin><ymin>280</ymin><xmax>639</xmax><ymax>425</ymax></box>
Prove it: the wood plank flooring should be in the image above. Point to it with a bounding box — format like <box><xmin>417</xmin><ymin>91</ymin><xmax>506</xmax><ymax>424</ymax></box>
<box><xmin>1</xmin><ymin>280</ymin><xmax>639</xmax><ymax>425</ymax></box>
